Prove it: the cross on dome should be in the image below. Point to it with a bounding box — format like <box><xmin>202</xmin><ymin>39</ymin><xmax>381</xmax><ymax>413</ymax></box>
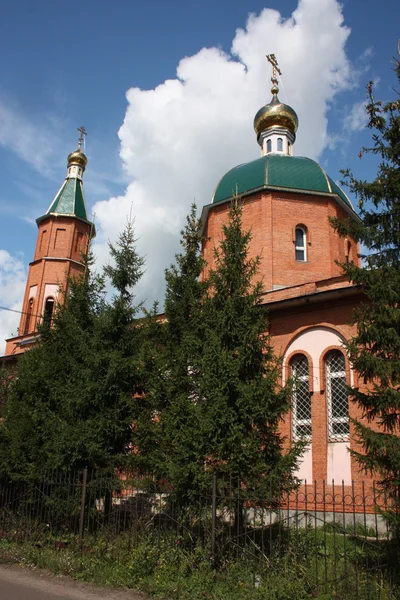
<box><xmin>254</xmin><ymin>54</ymin><xmax>298</xmax><ymax>157</ymax></box>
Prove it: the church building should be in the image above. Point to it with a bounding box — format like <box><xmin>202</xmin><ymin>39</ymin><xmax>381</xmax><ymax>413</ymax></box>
<box><xmin>2</xmin><ymin>62</ymin><xmax>373</xmax><ymax>493</ymax></box>
<box><xmin>200</xmin><ymin>60</ymin><xmax>365</xmax><ymax>489</ymax></box>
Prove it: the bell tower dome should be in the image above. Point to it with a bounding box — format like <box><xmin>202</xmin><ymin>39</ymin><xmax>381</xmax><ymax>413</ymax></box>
<box><xmin>5</xmin><ymin>128</ymin><xmax>95</xmax><ymax>356</ymax></box>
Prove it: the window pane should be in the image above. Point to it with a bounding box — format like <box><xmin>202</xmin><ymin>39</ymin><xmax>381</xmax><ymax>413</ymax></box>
<box><xmin>267</xmin><ymin>139</ymin><xmax>272</xmax><ymax>152</ymax></box>
<box><xmin>296</xmin><ymin>249</ymin><xmax>305</xmax><ymax>261</ymax></box>
<box><xmin>296</xmin><ymin>382</ymin><xmax>311</xmax><ymax>420</ymax></box>
<box><xmin>333</xmin><ymin>421</ymin><xmax>350</xmax><ymax>436</ymax></box>
<box><xmin>331</xmin><ymin>379</ymin><xmax>349</xmax><ymax>418</ymax></box>
<box><xmin>277</xmin><ymin>138</ymin><xmax>283</xmax><ymax>151</ymax></box>
<box><xmin>295</xmin><ymin>228</ymin><xmax>304</xmax><ymax>247</ymax></box>
<box><xmin>296</xmin><ymin>424</ymin><xmax>312</xmax><ymax>438</ymax></box>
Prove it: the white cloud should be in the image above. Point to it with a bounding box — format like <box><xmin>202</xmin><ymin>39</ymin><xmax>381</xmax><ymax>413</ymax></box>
<box><xmin>90</xmin><ymin>0</ymin><xmax>353</xmax><ymax>307</ymax></box>
<box><xmin>344</xmin><ymin>100</ymin><xmax>368</xmax><ymax>132</ymax></box>
<box><xmin>0</xmin><ymin>250</ymin><xmax>26</xmax><ymax>355</ymax></box>
<box><xmin>0</xmin><ymin>102</ymin><xmax>60</xmax><ymax>175</ymax></box>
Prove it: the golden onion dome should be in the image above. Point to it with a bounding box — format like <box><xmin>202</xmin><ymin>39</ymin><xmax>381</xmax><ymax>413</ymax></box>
<box><xmin>67</xmin><ymin>148</ymin><xmax>88</xmax><ymax>170</ymax></box>
<box><xmin>254</xmin><ymin>84</ymin><xmax>298</xmax><ymax>138</ymax></box>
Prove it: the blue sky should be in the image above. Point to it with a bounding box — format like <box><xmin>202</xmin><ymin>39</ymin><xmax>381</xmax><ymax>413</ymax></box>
<box><xmin>0</xmin><ymin>0</ymin><xmax>399</xmax><ymax>350</ymax></box>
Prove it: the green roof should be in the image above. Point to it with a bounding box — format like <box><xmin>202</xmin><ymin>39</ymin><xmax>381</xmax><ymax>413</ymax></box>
<box><xmin>45</xmin><ymin>177</ymin><xmax>88</xmax><ymax>221</ymax></box>
<box><xmin>212</xmin><ymin>154</ymin><xmax>353</xmax><ymax>210</ymax></box>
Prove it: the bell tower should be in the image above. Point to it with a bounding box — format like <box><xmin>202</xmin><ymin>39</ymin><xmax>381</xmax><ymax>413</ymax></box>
<box><xmin>5</xmin><ymin>129</ymin><xmax>95</xmax><ymax>356</ymax></box>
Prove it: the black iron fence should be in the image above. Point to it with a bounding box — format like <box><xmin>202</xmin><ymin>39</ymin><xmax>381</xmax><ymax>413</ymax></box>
<box><xmin>0</xmin><ymin>470</ymin><xmax>399</xmax><ymax>598</ymax></box>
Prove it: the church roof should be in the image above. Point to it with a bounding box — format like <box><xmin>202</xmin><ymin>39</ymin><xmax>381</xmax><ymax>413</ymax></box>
<box><xmin>45</xmin><ymin>177</ymin><xmax>88</xmax><ymax>221</ymax></box>
<box><xmin>212</xmin><ymin>154</ymin><xmax>353</xmax><ymax>211</ymax></box>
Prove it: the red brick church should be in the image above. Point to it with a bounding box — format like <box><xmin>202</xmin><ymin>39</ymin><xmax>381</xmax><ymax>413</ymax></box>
<box><xmin>2</xmin><ymin>67</ymin><xmax>374</xmax><ymax>494</ymax></box>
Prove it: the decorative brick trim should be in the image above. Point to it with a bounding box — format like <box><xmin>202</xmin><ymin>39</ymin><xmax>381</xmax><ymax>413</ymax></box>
<box><xmin>284</xmin><ymin>349</ymin><xmax>314</xmax><ymax>393</ymax></box>
<box><xmin>319</xmin><ymin>346</ymin><xmax>351</xmax><ymax>392</ymax></box>
<box><xmin>282</xmin><ymin>323</ymin><xmax>349</xmax><ymax>359</ymax></box>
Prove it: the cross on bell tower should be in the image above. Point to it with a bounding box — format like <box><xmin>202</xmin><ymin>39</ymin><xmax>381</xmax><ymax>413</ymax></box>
<box><xmin>77</xmin><ymin>126</ymin><xmax>87</xmax><ymax>152</ymax></box>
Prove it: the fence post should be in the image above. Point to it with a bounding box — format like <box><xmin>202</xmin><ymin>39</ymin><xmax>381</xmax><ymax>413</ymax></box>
<box><xmin>79</xmin><ymin>468</ymin><xmax>88</xmax><ymax>550</ymax></box>
<box><xmin>211</xmin><ymin>471</ymin><xmax>217</xmax><ymax>568</ymax></box>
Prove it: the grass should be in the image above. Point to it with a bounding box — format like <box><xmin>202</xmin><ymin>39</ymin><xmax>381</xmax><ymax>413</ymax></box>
<box><xmin>0</xmin><ymin>527</ymin><xmax>398</xmax><ymax>600</ymax></box>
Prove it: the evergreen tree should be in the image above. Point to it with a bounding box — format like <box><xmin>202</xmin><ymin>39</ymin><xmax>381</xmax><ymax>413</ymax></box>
<box><xmin>198</xmin><ymin>200</ymin><xmax>304</xmax><ymax>493</ymax></box>
<box><xmin>0</xmin><ymin>219</ymin><xmax>145</xmax><ymax>477</ymax></box>
<box><xmin>133</xmin><ymin>204</ymin><xmax>207</xmax><ymax>498</ymax></box>
<box><xmin>332</xmin><ymin>58</ymin><xmax>400</xmax><ymax>527</ymax></box>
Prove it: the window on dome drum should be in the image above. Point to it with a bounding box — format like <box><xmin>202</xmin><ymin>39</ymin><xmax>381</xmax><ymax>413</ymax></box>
<box><xmin>277</xmin><ymin>137</ymin><xmax>283</xmax><ymax>151</ymax></box>
<box><xmin>288</xmin><ymin>142</ymin><xmax>291</xmax><ymax>155</ymax></box>
<box><xmin>43</xmin><ymin>297</ymin><xmax>55</xmax><ymax>327</ymax></box>
<box><xmin>267</xmin><ymin>139</ymin><xmax>272</xmax><ymax>153</ymax></box>
<box><xmin>291</xmin><ymin>354</ymin><xmax>312</xmax><ymax>441</ymax></box>
<box><xmin>295</xmin><ymin>227</ymin><xmax>307</xmax><ymax>261</ymax></box>
<box><xmin>326</xmin><ymin>350</ymin><xmax>350</xmax><ymax>442</ymax></box>
<box><xmin>24</xmin><ymin>298</ymin><xmax>34</xmax><ymax>335</ymax></box>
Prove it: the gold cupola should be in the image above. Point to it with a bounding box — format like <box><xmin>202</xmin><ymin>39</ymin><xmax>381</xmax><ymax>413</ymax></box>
<box><xmin>66</xmin><ymin>127</ymin><xmax>88</xmax><ymax>179</ymax></box>
<box><xmin>254</xmin><ymin>55</ymin><xmax>298</xmax><ymax>157</ymax></box>
<box><xmin>67</xmin><ymin>148</ymin><xmax>88</xmax><ymax>171</ymax></box>
<box><xmin>254</xmin><ymin>80</ymin><xmax>298</xmax><ymax>138</ymax></box>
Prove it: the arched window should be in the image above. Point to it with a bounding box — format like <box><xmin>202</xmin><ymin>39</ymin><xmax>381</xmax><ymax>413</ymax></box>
<box><xmin>44</xmin><ymin>297</ymin><xmax>55</xmax><ymax>327</ymax></box>
<box><xmin>288</xmin><ymin>141</ymin><xmax>291</xmax><ymax>155</ymax></box>
<box><xmin>346</xmin><ymin>241</ymin><xmax>353</xmax><ymax>264</ymax></box>
<box><xmin>24</xmin><ymin>298</ymin><xmax>34</xmax><ymax>334</ymax></box>
<box><xmin>277</xmin><ymin>137</ymin><xmax>283</xmax><ymax>151</ymax></box>
<box><xmin>325</xmin><ymin>350</ymin><xmax>350</xmax><ymax>441</ymax></box>
<box><xmin>295</xmin><ymin>227</ymin><xmax>307</xmax><ymax>261</ymax></box>
<box><xmin>267</xmin><ymin>139</ymin><xmax>272</xmax><ymax>153</ymax></box>
<box><xmin>291</xmin><ymin>354</ymin><xmax>312</xmax><ymax>441</ymax></box>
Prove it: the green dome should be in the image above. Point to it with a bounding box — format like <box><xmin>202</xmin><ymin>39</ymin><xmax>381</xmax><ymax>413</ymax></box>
<box><xmin>212</xmin><ymin>154</ymin><xmax>353</xmax><ymax>210</ymax></box>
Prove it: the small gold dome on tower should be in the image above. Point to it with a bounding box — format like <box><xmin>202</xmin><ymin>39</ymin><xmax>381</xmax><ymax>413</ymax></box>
<box><xmin>254</xmin><ymin>83</ymin><xmax>298</xmax><ymax>138</ymax></box>
<box><xmin>67</xmin><ymin>148</ymin><xmax>88</xmax><ymax>170</ymax></box>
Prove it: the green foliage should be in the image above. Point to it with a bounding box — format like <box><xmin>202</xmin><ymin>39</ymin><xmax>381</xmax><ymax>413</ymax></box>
<box><xmin>331</xmin><ymin>59</ymin><xmax>400</xmax><ymax>529</ymax></box>
<box><xmin>197</xmin><ymin>200</ymin><xmax>304</xmax><ymax>489</ymax></box>
<box><xmin>133</xmin><ymin>203</ymin><xmax>207</xmax><ymax>496</ymax></box>
<box><xmin>0</xmin><ymin>220</ymin><xmax>146</xmax><ymax>477</ymax></box>
<box><xmin>141</xmin><ymin>200</ymin><xmax>304</xmax><ymax>503</ymax></box>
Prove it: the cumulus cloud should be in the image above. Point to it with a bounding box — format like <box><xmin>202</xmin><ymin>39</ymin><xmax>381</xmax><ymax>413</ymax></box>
<box><xmin>92</xmin><ymin>0</ymin><xmax>354</xmax><ymax>307</ymax></box>
<box><xmin>0</xmin><ymin>250</ymin><xmax>26</xmax><ymax>355</ymax></box>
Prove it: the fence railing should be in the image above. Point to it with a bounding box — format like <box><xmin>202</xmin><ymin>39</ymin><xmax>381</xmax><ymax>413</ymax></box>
<box><xmin>0</xmin><ymin>470</ymin><xmax>399</xmax><ymax>598</ymax></box>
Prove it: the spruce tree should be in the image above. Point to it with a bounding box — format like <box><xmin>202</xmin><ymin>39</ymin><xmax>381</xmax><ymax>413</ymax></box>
<box><xmin>332</xmin><ymin>58</ymin><xmax>400</xmax><ymax>527</ymax></box>
<box><xmin>0</xmin><ymin>219</ymin><xmax>146</xmax><ymax>477</ymax></box>
<box><xmin>133</xmin><ymin>204</ymin><xmax>207</xmax><ymax>498</ymax></box>
<box><xmin>198</xmin><ymin>200</ymin><xmax>304</xmax><ymax>493</ymax></box>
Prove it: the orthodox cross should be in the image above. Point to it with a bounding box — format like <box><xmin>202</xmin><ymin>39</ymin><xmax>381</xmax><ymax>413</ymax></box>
<box><xmin>266</xmin><ymin>54</ymin><xmax>282</xmax><ymax>80</ymax></box>
<box><xmin>77</xmin><ymin>126</ymin><xmax>87</xmax><ymax>151</ymax></box>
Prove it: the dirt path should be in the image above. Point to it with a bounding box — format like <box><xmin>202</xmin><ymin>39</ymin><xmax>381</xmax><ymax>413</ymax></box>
<box><xmin>0</xmin><ymin>564</ymin><xmax>149</xmax><ymax>599</ymax></box>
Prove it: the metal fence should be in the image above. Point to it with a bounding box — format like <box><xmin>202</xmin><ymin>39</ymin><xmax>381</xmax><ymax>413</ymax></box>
<box><xmin>0</xmin><ymin>470</ymin><xmax>399</xmax><ymax>598</ymax></box>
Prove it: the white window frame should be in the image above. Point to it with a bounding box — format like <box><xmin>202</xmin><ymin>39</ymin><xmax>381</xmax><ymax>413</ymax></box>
<box><xmin>326</xmin><ymin>350</ymin><xmax>350</xmax><ymax>442</ymax></box>
<box><xmin>295</xmin><ymin>227</ymin><xmax>307</xmax><ymax>262</ymax></box>
<box><xmin>291</xmin><ymin>354</ymin><xmax>312</xmax><ymax>441</ymax></box>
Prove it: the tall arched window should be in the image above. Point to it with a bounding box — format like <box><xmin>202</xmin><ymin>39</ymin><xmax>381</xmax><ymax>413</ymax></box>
<box><xmin>24</xmin><ymin>298</ymin><xmax>34</xmax><ymax>334</ymax></box>
<box><xmin>267</xmin><ymin>139</ymin><xmax>272</xmax><ymax>153</ymax></box>
<box><xmin>291</xmin><ymin>354</ymin><xmax>312</xmax><ymax>441</ymax></box>
<box><xmin>346</xmin><ymin>241</ymin><xmax>353</xmax><ymax>264</ymax></box>
<box><xmin>295</xmin><ymin>227</ymin><xmax>307</xmax><ymax>261</ymax></box>
<box><xmin>325</xmin><ymin>350</ymin><xmax>350</xmax><ymax>441</ymax></box>
<box><xmin>288</xmin><ymin>141</ymin><xmax>291</xmax><ymax>155</ymax></box>
<box><xmin>44</xmin><ymin>297</ymin><xmax>55</xmax><ymax>327</ymax></box>
<box><xmin>277</xmin><ymin>137</ymin><xmax>283</xmax><ymax>151</ymax></box>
